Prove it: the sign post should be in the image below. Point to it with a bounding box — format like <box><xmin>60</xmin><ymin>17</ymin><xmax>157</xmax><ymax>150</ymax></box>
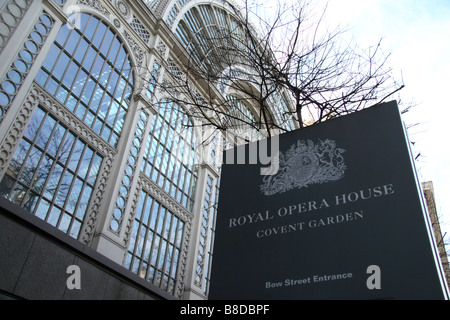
<box><xmin>209</xmin><ymin>101</ymin><xmax>449</xmax><ymax>300</ymax></box>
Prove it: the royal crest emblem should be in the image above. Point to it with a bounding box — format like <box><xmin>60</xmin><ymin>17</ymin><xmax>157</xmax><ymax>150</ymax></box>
<box><xmin>260</xmin><ymin>139</ymin><xmax>346</xmax><ymax>196</ymax></box>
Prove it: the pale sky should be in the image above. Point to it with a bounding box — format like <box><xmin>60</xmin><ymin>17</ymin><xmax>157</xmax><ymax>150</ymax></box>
<box><xmin>320</xmin><ymin>0</ymin><xmax>450</xmax><ymax>238</ymax></box>
<box><xmin>240</xmin><ymin>0</ymin><xmax>450</xmax><ymax>241</ymax></box>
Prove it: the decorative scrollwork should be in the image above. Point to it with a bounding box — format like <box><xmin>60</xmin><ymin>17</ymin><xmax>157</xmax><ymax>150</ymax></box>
<box><xmin>261</xmin><ymin>139</ymin><xmax>347</xmax><ymax>196</ymax></box>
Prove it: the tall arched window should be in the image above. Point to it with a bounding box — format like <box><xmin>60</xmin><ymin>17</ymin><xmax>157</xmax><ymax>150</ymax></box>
<box><xmin>124</xmin><ymin>190</ymin><xmax>185</xmax><ymax>296</ymax></box>
<box><xmin>174</xmin><ymin>4</ymin><xmax>244</xmax><ymax>74</ymax></box>
<box><xmin>126</xmin><ymin>100</ymin><xmax>198</xmax><ymax>296</ymax></box>
<box><xmin>141</xmin><ymin>100</ymin><xmax>199</xmax><ymax>211</ymax></box>
<box><xmin>35</xmin><ymin>13</ymin><xmax>134</xmax><ymax>148</ymax></box>
<box><xmin>173</xmin><ymin>4</ymin><xmax>297</xmax><ymax>134</ymax></box>
<box><xmin>0</xmin><ymin>14</ymin><xmax>133</xmax><ymax>240</ymax></box>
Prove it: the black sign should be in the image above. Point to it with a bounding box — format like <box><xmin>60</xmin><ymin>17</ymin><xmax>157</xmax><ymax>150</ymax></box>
<box><xmin>209</xmin><ymin>101</ymin><xmax>449</xmax><ymax>300</ymax></box>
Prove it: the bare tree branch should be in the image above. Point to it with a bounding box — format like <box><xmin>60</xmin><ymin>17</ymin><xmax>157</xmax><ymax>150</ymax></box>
<box><xmin>141</xmin><ymin>0</ymin><xmax>405</xmax><ymax>140</ymax></box>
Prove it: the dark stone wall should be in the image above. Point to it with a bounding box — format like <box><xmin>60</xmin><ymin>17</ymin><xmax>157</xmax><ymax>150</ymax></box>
<box><xmin>0</xmin><ymin>198</ymin><xmax>174</xmax><ymax>300</ymax></box>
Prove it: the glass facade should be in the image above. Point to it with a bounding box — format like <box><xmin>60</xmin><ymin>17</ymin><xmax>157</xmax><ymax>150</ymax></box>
<box><xmin>174</xmin><ymin>3</ymin><xmax>296</xmax><ymax>133</ymax></box>
<box><xmin>0</xmin><ymin>13</ymin><xmax>132</xmax><ymax>240</ymax></box>
<box><xmin>0</xmin><ymin>0</ymin><xmax>296</xmax><ymax>300</ymax></box>
<box><xmin>141</xmin><ymin>100</ymin><xmax>199</xmax><ymax>211</ymax></box>
<box><xmin>0</xmin><ymin>106</ymin><xmax>102</xmax><ymax>239</ymax></box>
<box><xmin>128</xmin><ymin>99</ymin><xmax>199</xmax><ymax>295</ymax></box>
<box><xmin>174</xmin><ymin>4</ymin><xmax>237</xmax><ymax>72</ymax></box>
<box><xmin>35</xmin><ymin>13</ymin><xmax>134</xmax><ymax>148</ymax></box>
<box><xmin>125</xmin><ymin>190</ymin><xmax>184</xmax><ymax>295</ymax></box>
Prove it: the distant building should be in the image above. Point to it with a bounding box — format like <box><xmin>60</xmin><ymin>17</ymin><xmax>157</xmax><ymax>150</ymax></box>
<box><xmin>422</xmin><ymin>181</ymin><xmax>450</xmax><ymax>289</ymax></box>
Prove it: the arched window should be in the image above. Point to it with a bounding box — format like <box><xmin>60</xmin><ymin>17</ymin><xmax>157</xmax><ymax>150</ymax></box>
<box><xmin>173</xmin><ymin>4</ymin><xmax>297</xmax><ymax>133</ymax></box>
<box><xmin>174</xmin><ymin>4</ymin><xmax>244</xmax><ymax>74</ymax></box>
<box><xmin>0</xmin><ymin>14</ymin><xmax>133</xmax><ymax>239</ymax></box>
<box><xmin>141</xmin><ymin>100</ymin><xmax>199</xmax><ymax>211</ymax></box>
<box><xmin>35</xmin><ymin>13</ymin><xmax>134</xmax><ymax>148</ymax></box>
<box><xmin>127</xmin><ymin>99</ymin><xmax>198</xmax><ymax>296</ymax></box>
<box><xmin>0</xmin><ymin>106</ymin><xmax>103</xmax><ymax>239</ymax></box>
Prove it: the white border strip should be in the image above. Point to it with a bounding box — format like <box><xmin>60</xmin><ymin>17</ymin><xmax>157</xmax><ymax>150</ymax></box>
<box><xmin>399</xmin><ymin>105</ymin><xmax>450</xmax><ymax>300</ymax></box>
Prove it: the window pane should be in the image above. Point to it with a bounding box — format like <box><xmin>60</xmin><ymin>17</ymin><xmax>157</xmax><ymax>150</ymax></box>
<box><xmin>44</xmin><ymin>163</ymin><xmax>63</xmax><ymax>200</ymax></box>
<box><xmin>55</xmin><ymin>23</ymin><xmax>70</xmax><ymax>45</ymax></box>
<box><xmin>83</xmin><ymin>47</ymin><xmax>97</xmax><ymax>72</ymax></box>
<box><xmin>70</xmin><ymin>220</ymin><xmax>82</xmax><ymax>239</ymax></box>
<box><xmin>87</xmin><ymin>153</ymin><xmax>102</xmax><ymax>185</ymax></box>
<box><xmin>74</xmin><ymin>37</ymin><xmax>89</xmax><ymax>62</ymax></box>
<box><xmin>48</xmin><ymin>206</ymin><xmax>61</xmax><ymax>227</ymax></box>
<box><xmin>65</xmin><ymin>29</ymin><xmax>81</xmax><ymax>55</ymax></box>
<box><xmin>62</xmin><ymin>61</ymin><xmax>78</xmax><ymax>89</ymax></box>
<box><xmin>43</xmin><ymin>44</ymin><xmax>60</xmax><ymax>71</ymax></box>
<box><xmin>76</xmin><ymin>185</ymin><xmax>92</xmax><ymax>220</ymax></box>
<box><xmin>35</xmin><ymin>199</ymin><xmax>50</xmax><ymax>220</ymax></box>
<box><xmin>72</xmin><ymin>70</ymin><xmax>87</xmax><ymax>97</ymax></box>
<box><xmin>59</xmin><ymin>131</ymin><xmax>76</xmax><ymax>165</ymax></box>
<box><xmin>125</xmin><ymin>192</ymin><xmax>185</xmax><ymax>296</ymax></box>
<box><xmin>53</xmin><ymin>52</ymin><xmax>70</xmax><ymax>81</ymax></box>
<box><xmin>100</xmin><ymin>31</ymin><xmax>114</xmax><ymax>56</ymax></box>
<box><xmin>35</xmin><ymin>115</ymin><xmax>56</xmax><ymax>149</ymax></box>
<box><xmin>84</xmin><ymin>16</ymin><xmax>99</xmax><ymax>40</ymax></box>
<box><xmin>79</xmin><ymin>146</ymin><xmax>93</xmax><ymax>179</ymax></box>
<box><xmin>92</xmin><ymin>22</ymin><xmax>106</xmax><ymax>49</ymax></box>
<box><xmin>48</xmin><ymin>123</ymin><xmax>66</xmax><ymax>157</ymax></box>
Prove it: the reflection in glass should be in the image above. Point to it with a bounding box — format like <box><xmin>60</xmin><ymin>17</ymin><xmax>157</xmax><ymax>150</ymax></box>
<box><xmin>37</xmin><ymin>13</ymin><xmax>134</xmax><ymax>148</ymax></box>
<box><xmin>141</xmin><ymin>100</ymin><xmax>199</xmax><ymax>211</ymax></box>
<box><xmin>0</xmin><ymin>106</ymin><xmax>103</xmax><ymax>239</ymax></box>
<box><xmin>125</xmin><ymin>191</ymin><xmax>184</xmax><ymax>296</ymax></box>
